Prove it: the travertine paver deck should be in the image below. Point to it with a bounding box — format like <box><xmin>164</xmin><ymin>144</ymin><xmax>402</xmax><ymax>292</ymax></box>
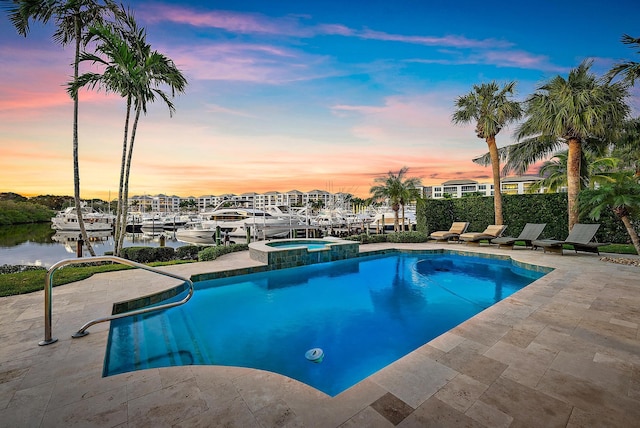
<box><xmin>1</xmin><ymin>242</ymin><xmax>639</xmax><ymax>427</ymax></box>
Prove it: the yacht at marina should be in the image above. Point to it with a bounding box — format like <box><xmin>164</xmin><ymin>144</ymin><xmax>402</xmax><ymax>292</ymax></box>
<box><xmin>51</xmin><ymin>206</ymin><xmax>115</xmax><ymax>232</ymax></box>
<box><xmin>176</xmin><ymin>208</ymin><xmax>303</xmax><ymax>244</ymax></box>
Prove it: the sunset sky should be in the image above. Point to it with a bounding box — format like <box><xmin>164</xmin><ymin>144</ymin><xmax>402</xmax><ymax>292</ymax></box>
<box><xmin>1</xmin><ymin>0</ymin><xmax>639</xmax><ymax>200</ymax></box>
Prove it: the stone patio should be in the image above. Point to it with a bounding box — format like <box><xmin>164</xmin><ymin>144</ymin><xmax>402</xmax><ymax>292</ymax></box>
<box><xmin>1</xmin><ymin>242</ymin><xmax>639</xmax><ymax>427</ymax></box>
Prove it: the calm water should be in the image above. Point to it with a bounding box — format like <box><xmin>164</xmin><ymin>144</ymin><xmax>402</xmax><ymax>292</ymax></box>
<box><xmin>267</xmin><ymin>241</ymin><xmax>330</xmax><ymax>250</ymax></box>
<box><xmin>105</xmin><ymin>252</ymin><xmax>547</xmax><ymax>396</ymax></box>
<box><xmin>0</xmin><ymin>223</ymin><xmax>185</xmax><ymax>268</ymax></box>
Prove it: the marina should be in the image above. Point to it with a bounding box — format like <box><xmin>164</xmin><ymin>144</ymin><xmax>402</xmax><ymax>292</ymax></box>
<box><xmin>0</xmin><ymin>223</ymin><xmax>185</xmax><ymax>268</ymax></box>
<box><xmin>0</xmin><ymin>203</ymin><xmax>415</xmax><ymax>267</ymax></box>
<box><xmin>50</xmin><ymin>205</ymin><xmax>116</xmax><ymax>232</ymax></box>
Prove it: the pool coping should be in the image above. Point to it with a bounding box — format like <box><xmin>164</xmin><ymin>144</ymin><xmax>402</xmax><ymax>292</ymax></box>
<box><xmin>248</xmin><ymin>237</ymin><xmax>359</xmax><ymax>268</ymax></box>
<box><xmin>1</xmin><ymin>242</ymin><xmax>639</xmax><ymax>426</ymax></box>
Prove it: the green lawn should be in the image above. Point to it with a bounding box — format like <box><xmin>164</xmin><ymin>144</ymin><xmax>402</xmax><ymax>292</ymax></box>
<box><xmin>0</xmin><ymin>260</ymin><xmax>192</xmax><ymax>297</ymax></box>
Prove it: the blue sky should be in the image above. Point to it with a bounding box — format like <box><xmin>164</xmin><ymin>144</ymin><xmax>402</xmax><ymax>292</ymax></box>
<box><xmin>1</xmin><ymin>0</ymin><xmax>638</xmax><ymax>199</ymax></box>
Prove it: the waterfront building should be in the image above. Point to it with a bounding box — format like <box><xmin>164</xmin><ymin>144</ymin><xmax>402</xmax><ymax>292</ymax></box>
<box><xmin>500</xmin><ymin>175</ymin><xmax>548</xmax><ymax>195</ymax></box>
<box><xmin>129</xmin><ymin>190</ymin><xmax>351</xmax><ymax>213</ymax></box>
<box><xmin>425</xmin><ymin>175</ymin><xmax>548</xmax><ymax>199</ymax></box>
<box><xmin>430</xmin><ymin>179</ymin><xmax>492</xmax><ymax>199</ymax></box>
<box><xmin>126</xmin><ymin>176</ymin><xmax>551</xmax><ymax>213</ymax></box>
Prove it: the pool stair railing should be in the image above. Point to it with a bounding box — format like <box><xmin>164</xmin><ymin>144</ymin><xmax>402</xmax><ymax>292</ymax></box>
<box><xmin>39</xmin><ymin>255</ymin><xmax>194</xmax><ymax>346</ymax></box>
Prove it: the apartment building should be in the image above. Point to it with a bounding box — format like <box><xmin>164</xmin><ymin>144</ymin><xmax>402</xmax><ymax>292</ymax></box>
<box><xmin>426</xmin><ymin>176</ymin><xmax>546</xmax><ymax>199</ymax></box>
<box><xmin>129</xmin><ymin>190</ymin><xmax>351</xmax><ymax>213</ymax></box>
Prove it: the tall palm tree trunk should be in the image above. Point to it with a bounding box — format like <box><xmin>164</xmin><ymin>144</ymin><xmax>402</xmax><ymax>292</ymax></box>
<box><xmin>393</xmin><ymin>204</ymin><xmax>400</xmax><ymax>232</ymax></box>
<box><xmin>114</xmin><ymin>96</ymin><xmax>132</xmax><ymax>256</ymax></box>
<box><xmin>620</xmin><ymin>215</ymin><xmax>640</xmax><ymax>255</ymax></box>
<box><xmin>118</xmin><ymin>105</ymin><xmax>141</xmax><ymax>254</ymax></box>
<box><xmin>487</xmin><ymin>136</ymin><xmax>503</xmax><ymax>225</ymax></box>
<box><xmin>567</xmin><ymin>138</ymin><xmax>582</xmax><ymax>231</ymax></box>
<box><xmin>72</xmin><ymin>14</ymin><xmax>95</xmax><ymax>256</ymax></box>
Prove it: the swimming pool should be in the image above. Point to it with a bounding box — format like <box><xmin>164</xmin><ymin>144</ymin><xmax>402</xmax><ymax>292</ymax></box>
<box><xmin>104</xmin><ymin>251</ymin><xmax>549</xmax><ymax>396</ymax></box>
<box><xmin>266</xmin><ymin>241</ymin><xmax>330</xmax><ymax>250</ymax></box>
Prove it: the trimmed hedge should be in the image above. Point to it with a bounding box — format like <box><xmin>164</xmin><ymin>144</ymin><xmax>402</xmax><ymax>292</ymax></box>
<box><xmin>417</xmin><ymin>193</ymin><xmax>639</xmax><ymax>244</ymax></box>
<box><xmin>346</xmin><ymin>234</ymin><xmax>388</xmax><ymax>244</ymax></box>
<box><xmin>346</xmin><ymin>231</ymin><xmax>429</xmax><ymax>244</ymax></box>
<box><xmin>121</xmin><ymin>246</ymin><xmax>175</xmax><ymax>263</ymax></box>
<box><xmin>386</xmin><ymin>231</ymin><xmax>429</xmax><ymax>243</ymax></box>
<box><xmin>175</xmin><ymin>245</ymin><xmax>206</xmax><ymax>261</ymax></box>
<box><xmin>198</xmin><ymin>244</ymin><xmax>249</xmax><ymax>261</ymax></box>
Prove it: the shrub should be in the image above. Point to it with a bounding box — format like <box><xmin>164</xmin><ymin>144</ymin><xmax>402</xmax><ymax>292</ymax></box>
<box><xmin>198</xmin><ymin>243</ymin><xmax>248</xmax><ymax>261</ymax></box>
<box><xmin>175</xmin><ymin>245</ymin><xmax>206</xmax><ymax>260</ymax></box>
<box><xmin>346</xmin><ymin>233</ymin><xmax>388</xmax><ymax>244</ymax></box>
<box><xmin>154</xmin><ymin>247</ymin><xmax>176</xmax><ymax>262</ymax></box>
<box><xmin>0</xmin><ymin>264</ymin><xmax>46</xmax><ymax>274</ymax></box>
<box><xmin>121</xmin><ymin>246</ymin><xmax>175</xmax><ymax>263</ymax></box>
<box><xmin>386</xmin><ymin>231</ymin><xmax>429</xmax><ymax>243</ymax></box>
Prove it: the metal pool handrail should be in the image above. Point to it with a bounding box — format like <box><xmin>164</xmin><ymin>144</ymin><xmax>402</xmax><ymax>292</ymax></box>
<box><xmin>39</xmin><ymin>256</ymin><xmax>194</xmax><ymax>346</ymax></box>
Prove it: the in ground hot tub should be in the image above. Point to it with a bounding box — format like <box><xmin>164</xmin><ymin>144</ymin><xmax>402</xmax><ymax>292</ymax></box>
<box><xmin>249</xmin><ymin>238</ymin><xmax>359</xmax><ymax>269</ymax></box>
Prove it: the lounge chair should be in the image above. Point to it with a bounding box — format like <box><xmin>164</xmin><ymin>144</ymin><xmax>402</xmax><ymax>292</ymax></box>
<box><xmin>429</xmin><ymin>222</ymin><xmax>470</xmax><ymax>242</ymax></box>
<box><xmin>459</xmin><ymin>225</ymin><xmax>507</xmax><ymax>245</ymax></box>
<box><xmin>532</xmin><ymin>223</ymin><xmax>609</xmax><ymax>255</ymax></box>
<box><xmin>492</xmin><ymin>223</ymin><xmax>547</xmax><ymax>249</ymax></box>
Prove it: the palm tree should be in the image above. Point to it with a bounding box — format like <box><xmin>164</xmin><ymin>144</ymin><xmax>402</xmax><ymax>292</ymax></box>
<box><xmin>579</xmin><ymin>171</ymin><xmax>640</xmax><ymax>255</ymax></box>
<box><xmin>370</xmin><ymin>167</ymin><xmax>421</xmax><ymax>232</ymax></box>
<box><xmin>70</xmin><ymin>7</ymin><xmax>187</xmax><ymax>255</ymax></box>
<box><xmin>606</xmin><ymin>34</ymin><xmax>640</xmax><ymax>86</ymax></box>
<box><xmin>5</xmin><ymin>0</ymin><xmax>119</xmax><ymax>256</ymax></box>
<box><xmin>611</xmin><ymin>118</ymin><xmax>640</xmax><ymax>177</ymax></box>
<box><xmin>452</xmin><ymin>81</ymin><xmax>523</xmax><ymax>225</ymax></box>
<box><xmin>504</xmin><ymin>61</ymin><xmax>629</xmax><ymax>230</ymax></box>
<box><xmin>529</xmin><ymin>150</ymin><xmax>619</xmax><ymax>193</ymax></box>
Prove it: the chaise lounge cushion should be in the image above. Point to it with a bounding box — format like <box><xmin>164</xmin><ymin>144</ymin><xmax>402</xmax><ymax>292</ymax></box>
<box><xmin>429</xmin><ymin>222</ymin><xmax>469</xmax><ymax>242</ymax></box>
<box><xmin>492</xmin><ymin>223</ymin><xmax>547</xmax><ymax>248</ymax></box>
<box><xmin>459</xmin><ymin>225</ymin><xmax>507</xmax><ymax>243</ymax></box>
<box><xmin>532</xmin><ymin>223</ymin><xmax>609</xmax><ymax>255</ymax></box>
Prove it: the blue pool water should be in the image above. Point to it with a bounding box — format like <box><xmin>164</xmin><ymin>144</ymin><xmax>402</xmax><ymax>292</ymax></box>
<box><xmin>104</xmin><ymin>252</ymin><xmax>548</xmax><ymax>396</ymax></box>
<box><xmin>266</xmin><ymin>241</ymin><xmax>330</xmax><ymax>250</ymax></box>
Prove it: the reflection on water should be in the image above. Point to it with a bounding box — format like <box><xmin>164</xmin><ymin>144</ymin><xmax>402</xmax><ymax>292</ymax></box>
<box><xmin>0</xmin><ymin>223</ymin><xmax>185</xmax><ymax>268</ymax></box>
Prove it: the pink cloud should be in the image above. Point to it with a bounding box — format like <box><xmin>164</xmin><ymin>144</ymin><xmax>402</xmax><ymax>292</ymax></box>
<box><xmin>204</xmin><ymin>103</ymin><xmax>256</xmax><ymax>118</ymax></box>
<box><xmin>358</xmin><ymin>29</ymin><xmax>513</xmax><ymax>49</ymax></box>
<box><xmin>408</xmin><ymin>49</ymin><xmax>565</xmax><ymax>73</ymax></box>
<box><xmin>0</xmin><ymin>44</ymin><xmax>122</xmax><ymax>116</ymax></box>
<box><xmin>476</xmin><ymin>50</ymin><xmax>566</xmax><ymax>72</ymax></box>
<box><xmin>332</xmin><ymin>92</ymin><xmax>477</xmax><ymax>146</ymax></box>
<box><xmin>139</xmin><ymin>4</ymin><xmax>309</xmax><ymax>36</ymax></box>
<box><xmin>316</xmin><ymin>23</ymin><xmax>354</xmax><ymax>36</ymax></box>
<box><xmin>139</xmin><ymin>4</ymin><xmax>516</xmax><ymax>52</ymax></box>
<box><xmin>0</xmin><ymin>89</ymin><xmax>70</xmax><ymax>111</ymax></box>
<box><xmin>167</xmin><ymin>42</ymin><xmax>334</xmax><ymax>83</ymax></box>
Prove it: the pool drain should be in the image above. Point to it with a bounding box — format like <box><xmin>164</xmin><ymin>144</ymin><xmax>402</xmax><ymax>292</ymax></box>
<box><xmin>305</xmin><ymin>348</ymin><xmax>324</xmax><ymax>363</ymax></box>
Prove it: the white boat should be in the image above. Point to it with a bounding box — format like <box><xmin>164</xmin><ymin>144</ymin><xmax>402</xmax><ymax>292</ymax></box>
<box><xmin>51</xmin><ymin>230</ymin><xmax>112</xmax><ymax>253</ymax></box>
<box><xmin>51</xmin><ymin>206</ymin><xmax>115</xmax><ymax>232</ymax></box>
<box><xmin>176</xmin><ymin>208</ymin><xmax>301</xmax><ymax>244</ymax></box>
<box><xmin>311</xmin><ymin>209</ymin><xmax>348</xmax><ymax>228</ymax></box>
<box><xmin>368</xmin><ymin>208</ymin><xmax>417</xmax><ymax>232</ymax></box>
<box><xmin>140</xmin><ymin>215</ymin><xmax>165</xmax><ymax>232</ymax></box>
<box><xmin>161</xmin><ymin>215</ymin><xmax>189</xmax><ymax>231</ymax></box>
